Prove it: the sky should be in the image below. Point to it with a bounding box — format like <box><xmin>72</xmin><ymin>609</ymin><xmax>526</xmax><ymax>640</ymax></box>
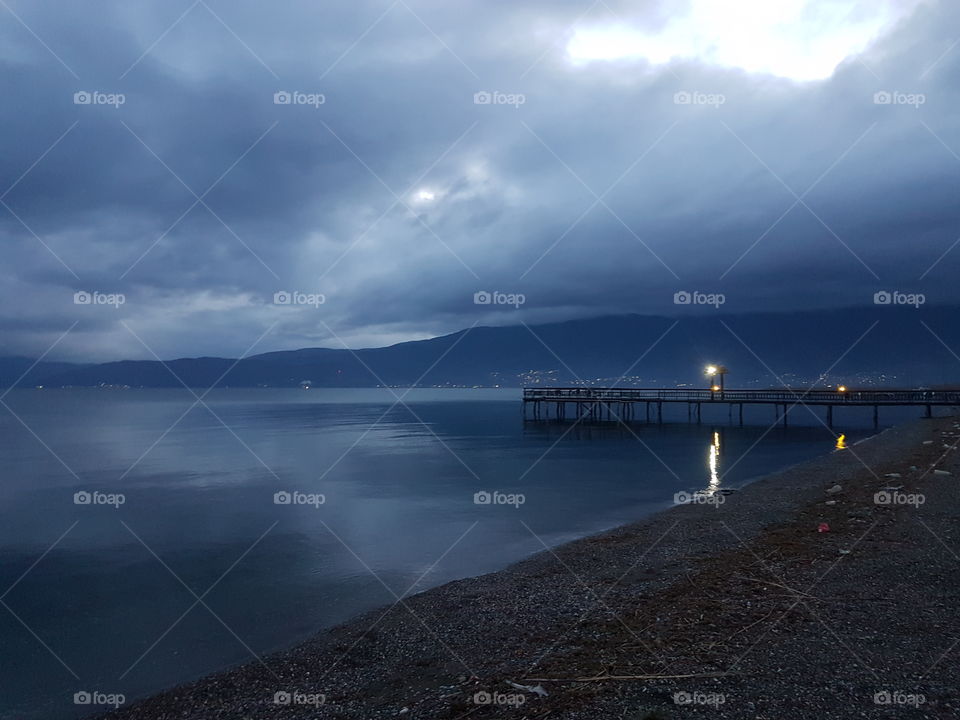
<box><xmin>0</xmin><ymin>0</ymin><xmax>957</xmax><ymax>361</ymax></box>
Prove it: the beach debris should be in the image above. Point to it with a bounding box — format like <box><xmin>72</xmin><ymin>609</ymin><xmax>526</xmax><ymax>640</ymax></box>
<box><xmin>826</xmin><ymin>484</ymin><xmax>843</xmax><ymax>495</ymax></box>
<box><xmin>923</xmin><ymin>440</ymin><xmax>934</xmax><ymax>445</ymax></box>
<box><xmin>933</xmin><ymin>469</ymin><xmax>952</xmax><ymax>476</ymax></box>
<box><xmin>884</xmin><ymin>473</ymin><xmax>902</xmax><ymax>478</ymax></box>
<box><xmin>507</xmin><ymin>681</ymin><xmax>548</xmax><ymax>697</ymax></box>
<box><xmin>817</xmin><ymin>522</ymin><xmax>830</xmax><ymax>533</ymax></box>
<box><xmin>825</xmin><ymin>500</ymin><xmax>837</xmax><ymax>505</ymax></box>
<box><xmin>839</xmin><ymin>549</ymin><xmax>851</xmax><ymax>555</ymax></box>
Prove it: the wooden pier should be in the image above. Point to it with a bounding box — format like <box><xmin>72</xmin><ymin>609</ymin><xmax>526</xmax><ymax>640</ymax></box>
<box><xmin>522</xmin><ymin>387</ymin><xmax>960</xmax><ymax>429</ymax></box>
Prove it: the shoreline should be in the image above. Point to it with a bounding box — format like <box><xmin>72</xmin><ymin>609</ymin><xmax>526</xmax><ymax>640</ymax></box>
<box><xmin>103</xmin><ymin>415</ymin><xmax>959</xmax><ymax>719</ymax></box>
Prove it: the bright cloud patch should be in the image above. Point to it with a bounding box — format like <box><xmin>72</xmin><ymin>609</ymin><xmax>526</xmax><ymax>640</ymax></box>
<box><xmin>566</xmin><ymin>0</ymin><xmax>928</xmax><ymax>81</ymax></box>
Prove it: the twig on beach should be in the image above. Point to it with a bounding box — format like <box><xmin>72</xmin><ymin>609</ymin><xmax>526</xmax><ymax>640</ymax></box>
<box><xmin>706</xmin><ymin>608</ymin><xmax>780</xmax><ymax>650</ymax></box>
<box><xmin>733</xmin><ymin>575</ymin><xmax>818</xmax><ymax>599</ymax></box>
<box><xmin>524</xmin><ymin>672</ymin><xmax>733</xmax><ymax>683</ymax></box>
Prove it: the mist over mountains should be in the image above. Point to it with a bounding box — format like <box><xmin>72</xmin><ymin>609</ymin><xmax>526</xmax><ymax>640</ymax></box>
<box><xmin>3</xmin><ymin>308</ymin><xmax>958</xmax><ymax>390</ymax></box>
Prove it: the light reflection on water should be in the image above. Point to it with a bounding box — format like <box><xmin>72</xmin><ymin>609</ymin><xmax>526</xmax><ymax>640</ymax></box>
<box><xmin>707</xmin><ymin>429</ymin><xmax>722</xmax><ymax>494</ymax></box>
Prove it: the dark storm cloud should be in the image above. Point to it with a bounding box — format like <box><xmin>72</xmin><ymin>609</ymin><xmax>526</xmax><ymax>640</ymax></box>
<box><xmin>0</xmin><ymin>0</ymin><xmax>957</xmax><ymax>360</ymax></box>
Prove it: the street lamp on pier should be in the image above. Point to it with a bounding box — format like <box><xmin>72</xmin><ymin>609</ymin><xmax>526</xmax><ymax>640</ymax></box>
<box><xmin>705</xmin><ymin>365</ymin><xmax>729</xmax><ymax>396</ymax></box>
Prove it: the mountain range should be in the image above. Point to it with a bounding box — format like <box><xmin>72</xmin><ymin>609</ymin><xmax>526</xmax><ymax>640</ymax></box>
<box><xmin>3</xmin><ymin>308</ymin><xmax>958</xmax><ymax>390</ymax></box>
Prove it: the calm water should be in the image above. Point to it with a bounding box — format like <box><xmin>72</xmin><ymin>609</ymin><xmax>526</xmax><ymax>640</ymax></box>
<box><xmin>0</xmin><ymin>388</ymin><xmax>918</xmax><ymax>719</ymax></box>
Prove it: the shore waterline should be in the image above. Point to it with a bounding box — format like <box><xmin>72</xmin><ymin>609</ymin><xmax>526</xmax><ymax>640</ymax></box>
<box><xmin>0</xmin><ymin>388</ymin><xmax>919</xmax><ymax>719</ymax></box>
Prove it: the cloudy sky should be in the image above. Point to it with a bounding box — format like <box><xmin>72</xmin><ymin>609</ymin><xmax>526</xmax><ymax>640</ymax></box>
<box><xmin>1</xmin><ymin>0</ymin><xmax>957</xmax><ymax>361</ymax></box>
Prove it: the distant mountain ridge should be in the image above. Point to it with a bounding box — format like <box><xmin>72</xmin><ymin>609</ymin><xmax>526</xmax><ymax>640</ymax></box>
<box><xmin>4</xmin><ymin>309</ymin><xmax>960</xmax><ymax>389</ymax></box>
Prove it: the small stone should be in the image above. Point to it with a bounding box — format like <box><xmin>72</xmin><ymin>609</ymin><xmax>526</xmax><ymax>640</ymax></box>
<box><xmin>884</xmin><ymin>473</ymin><xmax>902</xmax><ymax>478</ymax></box>
<box><xmin>826</xmin><ymin>484</ymin><xmax>843</xmax><ymax>495</ymax></box>
<box><xmin>934</xmin><ymin>469</ymin><xmax>952</xmax><ymax>476</ymax></box>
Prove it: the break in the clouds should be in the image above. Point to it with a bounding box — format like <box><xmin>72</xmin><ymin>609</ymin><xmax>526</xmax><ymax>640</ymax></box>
<box><xmin>0</xmin><ymin>0</ymin><xmax>957</xmax><ymax>361</ymax></box>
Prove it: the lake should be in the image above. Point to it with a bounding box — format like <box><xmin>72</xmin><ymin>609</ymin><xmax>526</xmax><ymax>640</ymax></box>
<box><xmin>0</xmin><ymin>388</ymin><xmax>913</xmax><ymax>719</ymax></box>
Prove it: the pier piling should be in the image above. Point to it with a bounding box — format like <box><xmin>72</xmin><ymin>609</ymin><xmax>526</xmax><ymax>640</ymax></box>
<box><xmin>522</xmin><ymin>387</ymin><xmax>960</xmax><ymax>428</ymax></box>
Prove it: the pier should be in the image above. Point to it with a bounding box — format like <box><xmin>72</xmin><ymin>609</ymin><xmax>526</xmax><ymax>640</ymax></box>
<box><xmin>522</xmin><ymin>387</ymin><xmax>960</xmax><ymax>429</ymax></box>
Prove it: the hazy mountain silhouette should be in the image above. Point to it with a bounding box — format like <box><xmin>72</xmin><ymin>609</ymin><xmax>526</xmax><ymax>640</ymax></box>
<box><xmin>4</xmin><ymin>308</ymin><xmax>958</xmax><ymax>389</ymax></box>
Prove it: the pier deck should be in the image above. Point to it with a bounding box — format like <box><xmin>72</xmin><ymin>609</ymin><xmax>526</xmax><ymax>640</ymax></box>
<box><xmin>522</xmin><ymin>387</ymin><xmax>960</xmax><ymax>428</ymax></box>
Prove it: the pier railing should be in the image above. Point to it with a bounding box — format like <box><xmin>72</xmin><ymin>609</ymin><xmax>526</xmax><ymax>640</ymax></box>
<box><xmin>522</xmin><ymin>387</ymin><xmax>960</xmax><ymax>406</ymax></box>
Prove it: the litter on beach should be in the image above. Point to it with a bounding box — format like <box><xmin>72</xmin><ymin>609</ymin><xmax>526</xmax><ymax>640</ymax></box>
<box><xmin>506</xmin><ymin>681</ymin><xmax>548</xmax><ymax>697</ymax></box>
<box><xmin>933</xmin><ymin>469</ymin><xmax>952</xmax><ymax>476</ymax></box>
<box><xmin>817</xmin><ymin>522</ymin><xmax>830</xmax><ymax>533</ymax></box>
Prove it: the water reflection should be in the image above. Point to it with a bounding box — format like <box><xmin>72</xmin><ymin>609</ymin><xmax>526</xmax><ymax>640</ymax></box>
<box><xmin>705</xmin><ymin>429</ymin><xmax>723</xmax><ymax>495</ymax></box>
